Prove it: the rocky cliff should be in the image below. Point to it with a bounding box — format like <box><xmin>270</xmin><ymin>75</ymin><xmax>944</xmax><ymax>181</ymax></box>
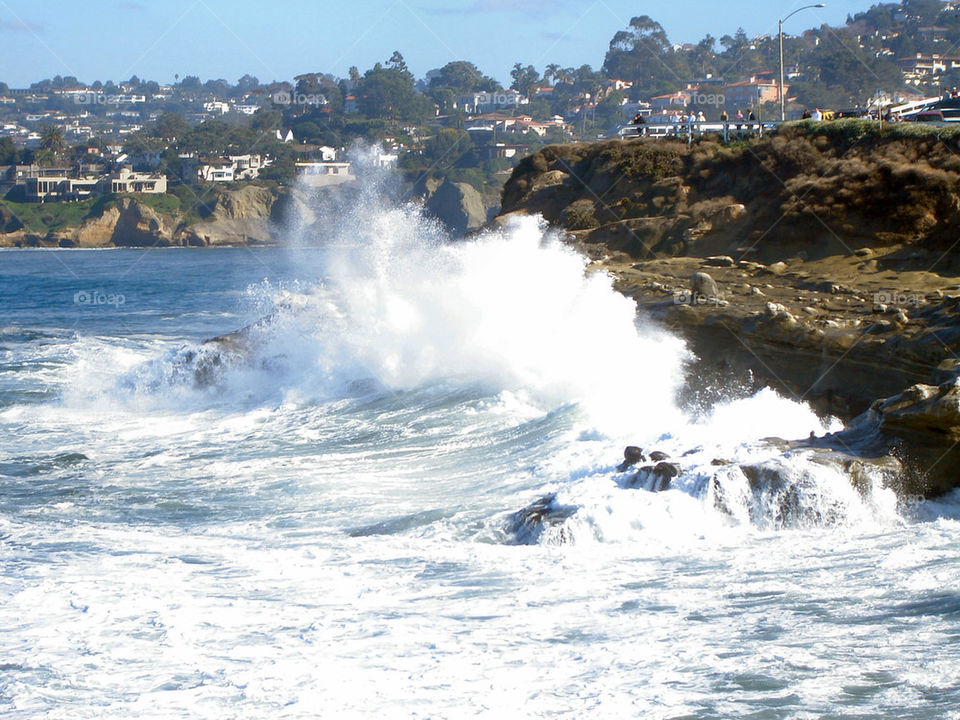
<box><xmin>0</xmin><ymin>170</ymin><xmax>500</xmax><ymax>247</ymax></box>
<box><xmin>0</xmin><ymin>183</ymin><xmax>290</xmax><ymax>249</ymax></box>
<box><xmin>497</xmin><ymin>120</ymin><xmax>960</xmax><ymax>496</ymax></box>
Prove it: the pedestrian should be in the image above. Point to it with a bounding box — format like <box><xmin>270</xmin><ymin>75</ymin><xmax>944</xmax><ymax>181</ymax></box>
<box><xmin>802</xmin><ymin>108</ymin><xmax>811</xmax><ymax>119</ymax></box>
<box><xmin>697</xmin><ymin>110</ymin><xmax>706</xmax><ymax>123</ymax></box>
<box><xmin>720</xmin><ymin>109</ymin><xmax>729</xmax><ymax>123</ymax></box>
<box><xmin>748</xmin><ymin>110</ymin><xmax>756</xmax><ymax>122</ymax></box>
<box><xmin>811</xmin><ymin>107</ymin><xmax>823</xmax><ymax>121</ymax></box>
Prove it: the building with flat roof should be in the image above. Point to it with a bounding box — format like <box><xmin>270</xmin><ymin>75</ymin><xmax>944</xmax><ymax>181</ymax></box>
<box><xmin>295</xmin><ymin>161</ymin><xmax>354</xmax><ymax>187</ymax></box>
<box><xmin>109</xmin><ymin>167</ymin><xmax>167</xmax><ymax>194</ymax></box>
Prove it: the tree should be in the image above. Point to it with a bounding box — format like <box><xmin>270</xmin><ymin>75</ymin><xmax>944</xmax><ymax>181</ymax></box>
<box><xmin>154</xmin><ymin>112</ymin><xmax>187</xmax><ymax>140</ymax></box>
<box><xmin>34</xmin><ymin>149</ymin><xmax>57</xmax><ymax>167</ymax></box>
<box><xmin>387</xmin><ymin>50</ymin><xmax>409</xmax><ymax>75</ymax></box>
<box><xmin>293</xmin><ymin>72</ymin><xmax>343</xmax><ymax>112</ymax></box>
<box><xmin>204</xmin><ymin>78</ymin><xmax>231</xmax><ymax>97</ymax></box>
<box><xmin>236</xmin><ymin>74</ymin><xmax>260</xmax><ymax>95</ymax></box>
<box><xmin>251</xmin><ymin>108</ymin><xmax>281</xmax><ymax>132</ymax></box>
<box><xmin>429</xmin><ymin>61</ymin><xmax>500</xmax><ymax>94</ymax></box>
<box><xmin>0</xmin><ymin>137</ymin><xmax>17</xmax><ymax>165</ymax></box>
<box><xmin>179</xmin><ymin>75</ymin><xmax>202</xmax><ymax>91</ymax></box>
<box><xmin>510</xmin><ymin>63</ymin><xmax>540</xmax><ymax>97</ymax></box>
<box><xmin>423</xmin><ymin>128</ymin><xmax>472</xmax><ymax>170</ymax></box>
<box><xmin>602</xmin><ymin>16</ymin><xmax>683</xmax><ymax>94</ymax></box>
<box><xmin>720</xmin><ymin>28</ymin><xmax>750</xmax><ymax>55</ymax></box>
<box><xmin>356</xmin><ymin>63</ymin><xmax>432</xmax><ymax>122</ymax></box>
<box><xmin>39</xmin><ymin>125</ymin><xmax>66</xmax><ymax>157</ymax></box>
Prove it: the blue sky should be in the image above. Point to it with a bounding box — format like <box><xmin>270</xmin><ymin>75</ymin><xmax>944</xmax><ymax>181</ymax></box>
<box><xmin>0</xmin><ymin>0</ymin><xmax>875</xmax><ymax>87</ymax></box>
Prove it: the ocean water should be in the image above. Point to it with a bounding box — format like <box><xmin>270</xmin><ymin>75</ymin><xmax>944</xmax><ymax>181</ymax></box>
<box><xmin>2</xmin><ymin>186</ymin><xmax>960</xmax><ymax>719</ymax></box>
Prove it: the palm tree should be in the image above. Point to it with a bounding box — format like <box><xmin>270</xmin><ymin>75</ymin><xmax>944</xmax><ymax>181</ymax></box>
<box><xmin>39</xmin><ymin>125</ymin><xmax>66</xmax><ymax>158</ymax></box>
<box><xmin>34</xmin><ymin>148</ymin><xmax>57</xmax><ymax>167</ymax></box>
<box><xmin>545</xmin><ymin>64</ymin><xmax>561</xmax><ymax>86</ymax></box>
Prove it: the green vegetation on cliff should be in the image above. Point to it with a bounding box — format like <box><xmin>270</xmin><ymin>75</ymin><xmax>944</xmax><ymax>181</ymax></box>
<box><xmin>501</xmin><ymin>120</ymin><xmax>960</xmax><ymax>269</ymax></box>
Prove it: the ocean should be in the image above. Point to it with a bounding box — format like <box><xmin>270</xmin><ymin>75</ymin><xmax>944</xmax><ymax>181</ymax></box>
<box><xmin>2</xmin><ymin>185</ymin><xmax>960</xmax><ymax>719</ymax></box>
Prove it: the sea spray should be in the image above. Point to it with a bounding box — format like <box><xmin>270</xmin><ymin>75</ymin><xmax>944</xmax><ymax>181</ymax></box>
<box><xmin>45</xmin><ymin>162</ymin><xmax>927</xmax><ymax>536</ymax></box>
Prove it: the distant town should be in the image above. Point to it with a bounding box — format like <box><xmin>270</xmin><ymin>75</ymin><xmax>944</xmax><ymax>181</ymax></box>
<box><xmin>0</xmin><ymin>0</ymin><xmax>956</xmax><ymax>206</ymax></box>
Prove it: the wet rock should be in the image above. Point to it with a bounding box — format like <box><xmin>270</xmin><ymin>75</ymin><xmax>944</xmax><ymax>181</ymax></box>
<box><xmin>505</xmin><ymin>493</ymin><xmax>577</xmax><ymax>545</ymax></box>
<box><xmin>650</xmin><ymin>462</ymin><xmax>681</xmax><ymax>490</ymax></box>
<box><xmin>764</xmin><ymin>302</ymin><xmax>795</xmax><ymax>323</ymax></box>
<box><xmin>704</xmin><ymin>255</ymin><xmax>735</xmax><ymax>267</ymax></box>
<box><xmin>932</xmin><ymin>359</ymin><xmax>960</xmax><ymax>385</ymax></box>
<box><xmin>617</xmin><ymin>445</ymin><xmax>646</xmax><ymax>471</ymax></box>
<box><xmin>691</xmin><ymin>272</ymin><xmax>720</xmax><ymax>300</ymax></box>
<box><xmin>732</xmin><ymin>453</ymin><xmax>900</xmax><ymax>528</ymax></box>
<box><xmin>620</xmin><ymin>461</ymin><xmax>681</xmax><ymax>492</ymax></box>
<box><xmin>826</xmin><ymin>379</ymin><xmax>960</xmax><ymax>497</ymax></box>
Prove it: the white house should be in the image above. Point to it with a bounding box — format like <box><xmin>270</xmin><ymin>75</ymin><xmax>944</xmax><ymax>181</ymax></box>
<box><xmin>199</xmin><ymin>161</ymin><xmax>235</xmax><ymax>183</ymax></box>
<box><xmin>203</xmin><ymin>101</ymin><xmax>231</xmax><ymax>115</ymax></box>
<box><xmin>316</xmin><ymin>145</ymin><xmax>337</xmax><ymax>161</ymax></box>
<box><xmin>295</xmin><ymin>161</ymin><xmax>354</xmax><ymax>187</ymax></box>
<box><xmin>228</xmin><ymin>154</ymin><xmax>267</xmax><ymax>180</ymax></box>
<box><xmin>109</xmin><ymin>167</ymin><xmax>167</xmax><ymax>194</ymax></box>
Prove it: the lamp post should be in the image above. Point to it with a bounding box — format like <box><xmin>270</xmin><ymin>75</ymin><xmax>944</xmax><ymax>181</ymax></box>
<box><xmin>779</xmin><ymin>3</ymin><xmax>825</xmax><ymax>121</ymax></box>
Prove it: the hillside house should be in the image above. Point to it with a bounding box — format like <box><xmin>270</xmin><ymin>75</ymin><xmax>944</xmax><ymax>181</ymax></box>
<box><xmin>723</xmin><ymin>77</ymin><xmax>782</xmax><ymax>110</ymax></box>
<box><xmin>295</xmin><ymin>161</ymin><xmax>353</xmax><ymax>187</ymax></box>
<box><xmin>898</xmin><ymin>53</ymin><xmax>960</xmax><ymax>83</ymax></box>
<box><xmin>199</xmin><ymin>160</ymin><xmax>235</xmax><ymax>183</ymax></box>
<box><xmin>109</xmin><ymin>167</ymin><xmax>167</xmax><ymax>194</ymax></box>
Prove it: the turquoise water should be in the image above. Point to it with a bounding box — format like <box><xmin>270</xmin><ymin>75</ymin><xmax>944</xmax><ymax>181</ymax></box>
<box><xmin>2</xmin><ymin>215</ymin><xmax>960</xmax><ymax>719</ymax></box>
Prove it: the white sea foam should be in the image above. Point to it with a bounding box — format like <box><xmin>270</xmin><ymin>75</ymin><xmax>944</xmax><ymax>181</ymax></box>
<box><xmin>3</xmin><ymin>161</ymin><xmax>960</xmax><ymax>720</ymax></box>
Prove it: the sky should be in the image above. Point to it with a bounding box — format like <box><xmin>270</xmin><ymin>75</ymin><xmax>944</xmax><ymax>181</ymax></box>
<box><xmin>0</xmin><ymin>0</ymin><xmax>879</xmax><ymax>88</ymax></box>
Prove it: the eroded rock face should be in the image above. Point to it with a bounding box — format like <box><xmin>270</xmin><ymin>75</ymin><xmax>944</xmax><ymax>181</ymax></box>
<box><xmin>830</xmin><ymin>379</ymin><xmax>960</xmax><ymax>497</ymax></box>
<box><xmin>423</xmin><ymin>179</ymin><xmax>489</xmax><ymax>236</ymax></box>
<box><xmin>111</xmin><ymin>198</ymin><xmax>173</xmax><ymax>246</ymax></box>
<box><xmin>75</xmin><ymin>205</ymin><xmax>121</xmax><ymax>247</ymax></box>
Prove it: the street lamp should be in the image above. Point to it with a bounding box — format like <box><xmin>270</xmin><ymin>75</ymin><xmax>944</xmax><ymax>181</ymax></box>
<box><xmin>779</xmin><ymin>3</ymin><xmax>825</xmax><ymax>121</ymax></box>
